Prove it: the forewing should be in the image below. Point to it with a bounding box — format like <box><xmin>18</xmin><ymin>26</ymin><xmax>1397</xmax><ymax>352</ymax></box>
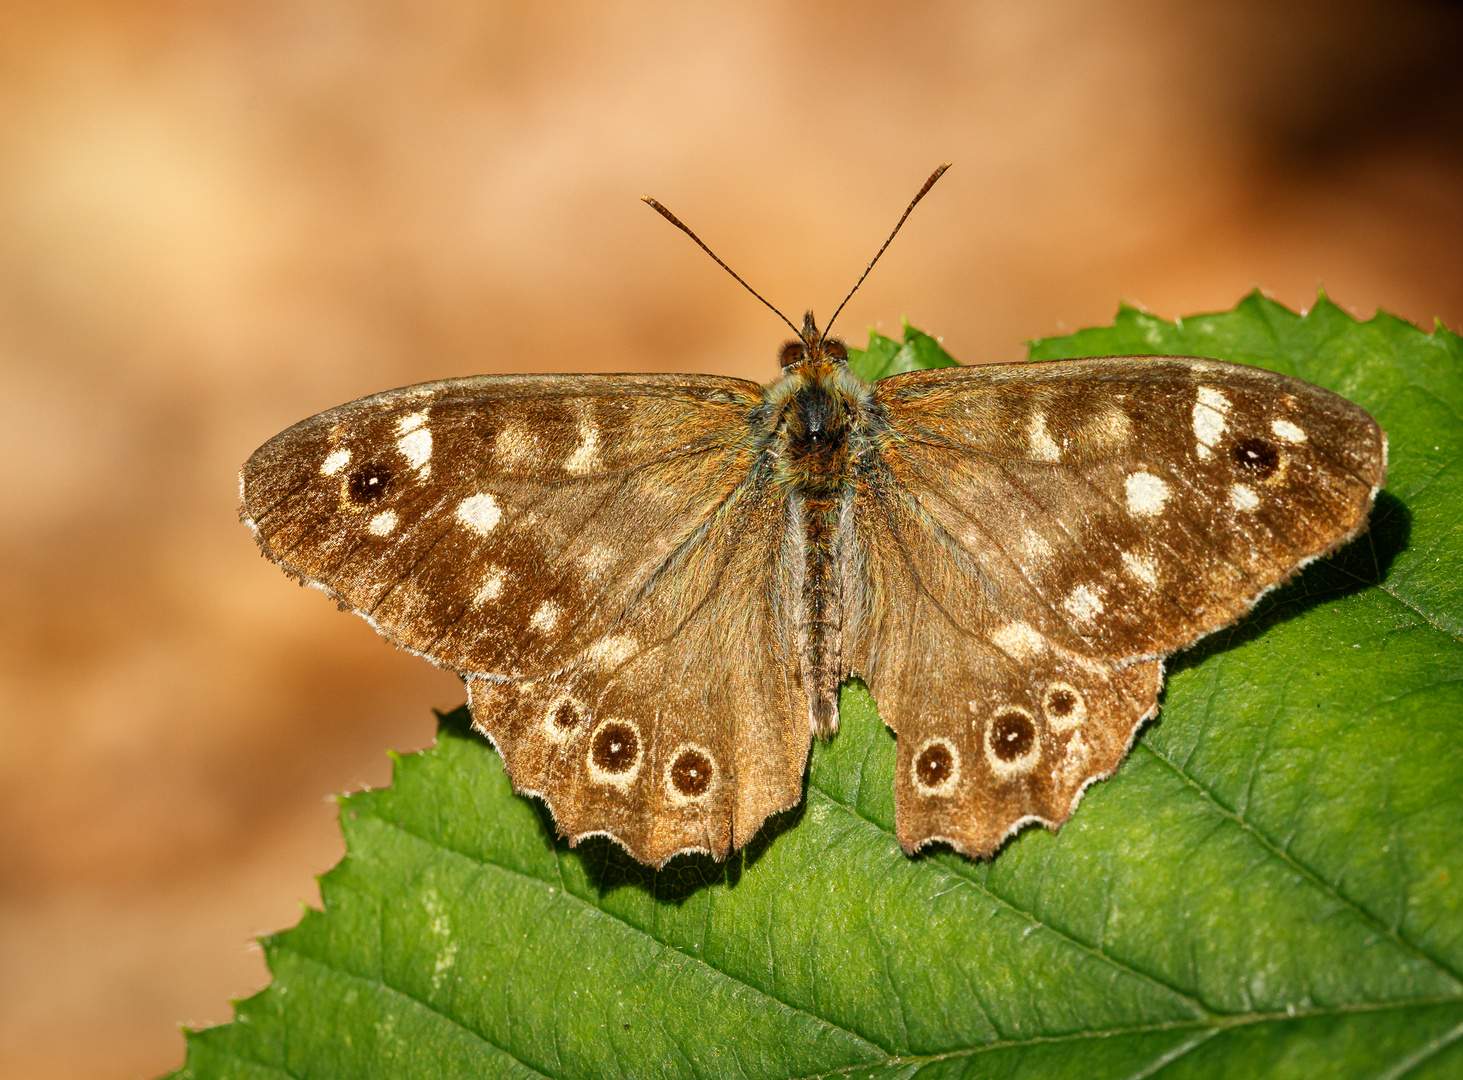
<box><xmin>872</xmin><ymin>357</ymin><xmax>1386</xmax><ymax>662</ymax></box>
<box><xmin>241</xmin><ymin>373</ymin><xmax>763</xmax><ymax>677</ymax></box>
<box><xmin>467</xmin><ymin>462</ymin><xmax>807</xmax><ymax>866</ymax></box>
<box><xmin>850</xmin><ymin>356</ymin><xmax>1385</xmax><ymax>855</ymax></box>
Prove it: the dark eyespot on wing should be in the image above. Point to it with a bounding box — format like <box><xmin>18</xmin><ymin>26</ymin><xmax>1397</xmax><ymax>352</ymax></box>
<box><xmin>915</xmin><ymin>743</ymin><xmax>954</xmax><ymax>787</ymax></box>
<box><xmin>990</xmin><ymin>709</ymin><xmax>1036</xmax><ymax>763</ymax></box>
<box><xmin>592</xmin><ymin>721</ymin><xmax>639</xmax><ymax>774</ymax></box>
<box><xmin>670</xmin><ymin>748</ymin><xmax>713</xmax><ymax>796</ymax></box>
<box><xmin>1231</xmin><ymin>436</ymin><xmax>1280</xmax><ymax>478</ymax></box>
<box><xmin>553</xmin><ymin>700</ymin><xmax>582</xmax><ymax>730</ymax></box>
<box><xmin>347</xmin><ymin>462</ymin><xmax>394</xmax><ymax>504</ymax></box>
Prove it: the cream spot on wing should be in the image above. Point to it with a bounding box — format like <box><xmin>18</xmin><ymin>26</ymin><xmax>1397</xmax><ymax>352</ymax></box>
<box><xmin>528</xmin><ymin>600</ymin><xmax>560</xmax><ymax>633</ymax></box>
<box><xmin>494</xmin><ymin>423</ymin><xmax>536</xmax><ymax>467</ymax></box>
<box><xmin>1026</xmin><ymin>411</ymin><xmax>1061</xmax><ymax>462</ymax></box>
<box><xmin>1230</xmin><ymin>483</ymin><xmax>1259</xmax><ymax>511</ymax></box>
<box><xmin>1121</xmin><ymin>549</ymin><xmax>1158</xmax><ymax>586</ymax></box>
<box><xmin>566</xmin><ymin>422</ymin><xmax>601</xmax><ymax>475</ymax></box>
<box><xmin>1085</xmin><ymin>407</ymin><xmax>1132</xmax><ymax>446</ymax></box>
<box><xmin>1125</xmin><ymin>471</ymin><xmax>1170</xmax><ymax>516</ymax></box>
<box><xmin>472</xmin><ymin>567</ymin><xmax>506</xmax><ymax>606</ymax></box>
<box><xmin>396</xmin><ymin>411</ymin><xmax>427</xmax><ymax>434</ymax></box>
<box><xmin>574</xmin><ymin>543</ymin><xmax>617</xmax><ymax>580</ymax></box>
<box><xmin>584</xmin><ymin>633</ymin><xmax>638</xmax><ymax>668</ymax></box>
<box><xmin>990</xmin><ymin>621</ymin><xmax>1047</xmax><ymax>659</ymax></box>
<box><xmin>1063</xmin><ymin>584</ymin><xmax>1105</xmax><ymax>622</ymax></box>
<box><xmin>367</xmin><ymin>510</ymin><xmax>397</xmax><ymax>536</ymax></box>
<box><xmin>1021</xmin><ymin>528</ymin><xmax>1054</xmax><ymax>561</ymax></box>
<box><xmin>911</xmin><ymin>737</ymin><xmax>960</xmax><ymax>796</ymax></box>
<box><xmin>321</xmin><ymin>448</ymin><xmax>351</xmax><ymax>476</ymax></box>
<box><xmin>1192</xmin><ymin>386</ymin><xmax>1230</xmax><ymax>459</ymax></box>
<box><xmin>1056</xmin><ymin>732</ymin><xmax>1092</xmax><ymax>786</ymax></box>
<box><xmin>1272</xmin><ymin>418</ymin><xmax>1307</xmax><ymax>443</ymax></box>
<box><xmin>397</xmin><ymin>427</ymin><xmax>432</xmax><ymax>474</ymax></box>
<box><xmin>456</xmin><ymin>493</ymin><xmax>502</xmax><ymax>535</ymax></box>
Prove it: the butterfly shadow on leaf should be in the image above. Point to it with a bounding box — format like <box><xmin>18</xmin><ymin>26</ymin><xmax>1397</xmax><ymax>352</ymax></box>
<box><xmin>436</xmin><ymin>704</ymin><xmax>802</xmax><ymax>903</ymax></box>
<box><xmin>567</xmin><ymin>800</ymin><xmax>806</xmax><ymax>904</ymax></box>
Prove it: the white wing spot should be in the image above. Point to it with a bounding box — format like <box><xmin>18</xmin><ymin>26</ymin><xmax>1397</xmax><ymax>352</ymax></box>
<box><xmin>529</xmin><ymin>600</ymin><xmax>560</xmax><ymax>633</ymax></box>
<box><xmin>1121</xmin><ymin>550</ymin><xmax>1159</xmax><ymax>586</ymax></box>
<box><xmin>584</xmin><ymin>633</ymin><xmax>638</xmax><ymax>668</ymax></box>
<box><xmin>494</xmin><ymin>424</ymin><xmax>536</xmax><ymax>466</ymax></box>
<box><xmin>566</xmin><ymin>422</ymin><xmax>601</xmax><ymax>475</ymax></box>
<box><xmin>1086</xmin><ymin>406</ymin><xmax>1133</xmax><ymax>446</ymax></box>
<box><xmin>574</xmin><ymin>543</ymin><xmax>618</xmax><ymax>581</ymax></box>
<box><xmin>1026</xmin><ymin>411</ymin><xmax>1061</xmax><ymax>462</ymax></box>
<box><xmin>473</xmin><ymin>567</ymin><xmax>506</xmax><ymax>606</ymax></box>
<box><xmin>1230</xmin><ymin>484</ymin><xmax>1260</xmax><ymax>512</ymax></box>
<box><xmin>321</xmin><ymin>448</ymin><xmax>351</xmax><ymax>476</ymax></box>
<box><xmin>456</xmin><ymin>493</ymin><xmax>502</xmax><ymax>535</ymax></box>
<box><xmin>990</xmin><ymin>621</ymin><xmax>1047</xmax><ymax>659</ymax></box>
<box><xmin>1125</xmin><ymin>471</ymin><xmax>1170</xmax><ymax>516</ymax></box>
<box><xmin>1063</xmin><ymin>584</ymin><xmax>1105</xmax><ymax>622</ymax></box>
<box><xmin>1021</xmin><ymin>528</ymin><xmax>1054</xmax><ymax>562</ymax></box>
<box><xmin>396</xmin><ymin>411</ymin><xmax>428</xmax><ymax>434</ymax></box>
<box><xmin>1272</xmin><ymin>418</ymin><xmax>1307</xmax><ymax>443</ymax></box>
<box><xmin>367</xmin><ymin>510</ymin><xmax>398</xmax><ymax>536</ymax></box>
<box><xmin>397</xmin><ymin>427</ymin><xmax>432</xmax><ymax>474</ymax></box>
<box><xmin>1192</xmin><ymin>386</ymin><xmax>1231</xmax><ymax>459</ymax></box>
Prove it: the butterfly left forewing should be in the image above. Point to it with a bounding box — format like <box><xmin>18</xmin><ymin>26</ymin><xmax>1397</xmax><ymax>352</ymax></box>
<box><xmin>852</xmin><ymin>355</ymin><xmax>1385</xmax><ymax>855</ymax></box>
<box><xmin>241</xmin><ymin>374</ymin><xmax>764</xmax><ymax>676</ymax></box>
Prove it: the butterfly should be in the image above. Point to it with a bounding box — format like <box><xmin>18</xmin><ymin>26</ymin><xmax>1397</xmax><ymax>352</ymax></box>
<box><xmin>240</xmin><ymin>167</ymin><xmax>1386</xmax><ymax>867</ymax></box>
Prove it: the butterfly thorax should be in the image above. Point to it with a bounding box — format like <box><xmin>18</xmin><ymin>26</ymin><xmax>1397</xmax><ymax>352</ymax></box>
<box><xmin>762</xmin><ymin>330</ymin><xmax>871</xmax><ymax>739</ymax></box>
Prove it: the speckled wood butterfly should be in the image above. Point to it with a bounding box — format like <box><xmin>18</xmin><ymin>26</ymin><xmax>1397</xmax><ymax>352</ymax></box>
<box><xmin>241</xmin><ymin>167</ymin><xmax>1386</xmax><ymax>866</ymax></box>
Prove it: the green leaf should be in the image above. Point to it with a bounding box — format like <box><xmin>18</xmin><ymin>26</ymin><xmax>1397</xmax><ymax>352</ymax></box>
<box><xmin>848</xmin><ymin>321</ymin><xmax>962</xmax><ymax>381</ymax></box>
<box><xmin>174</xmin><ymin>295</ymin><xmax>1463</xmax><ymax>1079</ymax></box>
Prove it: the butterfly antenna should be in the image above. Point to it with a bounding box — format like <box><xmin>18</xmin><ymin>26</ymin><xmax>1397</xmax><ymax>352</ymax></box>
<box><xmin>642</xmin><ymin>195</ymin><xmax>801</xmax><ymax>337</ymax></box>
<box><xmin>821</xmin><ymin>163</ymin><xmax>950</xmax><ymax>343</ymax></box>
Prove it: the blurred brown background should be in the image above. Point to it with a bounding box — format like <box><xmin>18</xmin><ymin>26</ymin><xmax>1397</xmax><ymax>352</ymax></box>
<box><xmin>1</xmin><ymin>2</ymin><xmax>1461</xmax><ymax>1077</ymax></box>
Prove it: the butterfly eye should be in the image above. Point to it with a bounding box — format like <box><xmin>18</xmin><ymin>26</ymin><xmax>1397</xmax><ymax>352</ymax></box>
<box><xmin>346</xmin><ymin>462</ymin><xmax>394</xmax><ymax>504</ymax></box>
<box><xmin>779</xmin><ymin>341</ymin><xmax>805</xmax><ymax>368</ymax></box>
<box><xmin>823</xmin><ymin>339</ymin><xmax>849</xmax><ymax>362</ymax></box>
<box><xmin>1231</xmin><ymin>437</ymin><xmax>1281</xmax><ymax>479</ymax></box>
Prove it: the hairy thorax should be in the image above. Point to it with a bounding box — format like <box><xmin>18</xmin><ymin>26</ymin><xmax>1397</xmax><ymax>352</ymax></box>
<box><xmin>764</xmin><ymin>356</ymin><xmax>873</xmax><ymax>737</ymax></box>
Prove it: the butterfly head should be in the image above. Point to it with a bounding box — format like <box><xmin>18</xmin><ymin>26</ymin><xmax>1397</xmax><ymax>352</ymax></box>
<box><xmin>779</xmin><ymin>311</ymin><xmax>849</xmax><ymax>370</ymax></box>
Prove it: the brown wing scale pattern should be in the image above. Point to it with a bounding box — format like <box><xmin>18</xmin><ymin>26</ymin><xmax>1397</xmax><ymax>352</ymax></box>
<box><xmin>854</xmin><ymin>356</ymin><xmax>1385</xmax><ymax>856</ymax></box>
<box><xmin>243</xmin><ymin>373</ymin><xmax>807</xmax><ymax>865</ymax></box>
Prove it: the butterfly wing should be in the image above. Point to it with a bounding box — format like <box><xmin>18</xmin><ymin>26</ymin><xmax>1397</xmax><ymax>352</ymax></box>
<box><xmin>849</xmin><ymin>356</ymin><xmax>1386</xmax><ymax>856</ymax></box>
<box><xmin>242</xmin><ymin>374</ymin><xmax>808</xmax><ymax>865</ymax></box>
